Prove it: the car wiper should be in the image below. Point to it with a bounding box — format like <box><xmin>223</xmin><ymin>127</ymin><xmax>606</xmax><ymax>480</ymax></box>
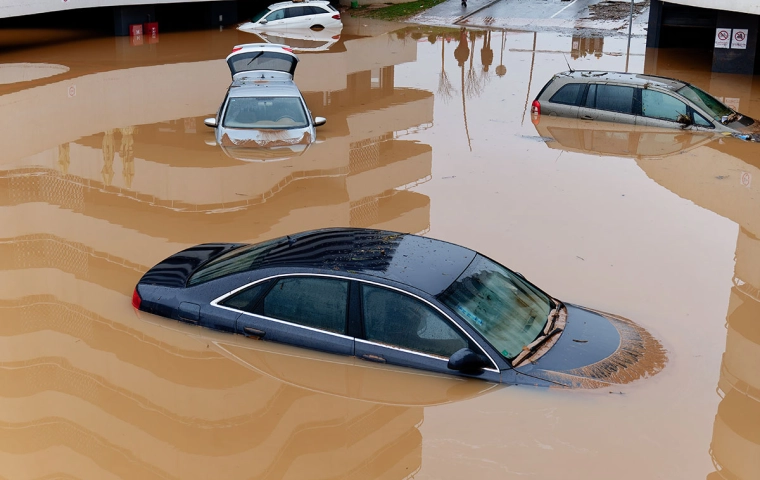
<box><xmin>246</xmin><ymin>52</ymin><xmax>265</xmax><ymax>66</ymax></box>
<box><xmin>511</xmin><ymin>326</ymin><xmax>563</xmax><ymax>367</ymax></box>
<box><xmin>543</xmin><ymin>302</ymin><xmax>562</xmax><ymax>335</ymax></box>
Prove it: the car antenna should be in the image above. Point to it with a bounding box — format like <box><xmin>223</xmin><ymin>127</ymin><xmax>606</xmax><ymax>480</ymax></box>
<box><xmin>563</xmin><ymin>54</ymin><xmax>574</xmax><ymax>73</ymax></box>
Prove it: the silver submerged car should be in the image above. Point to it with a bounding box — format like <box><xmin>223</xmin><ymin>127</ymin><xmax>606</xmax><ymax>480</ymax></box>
<box><xmin>531</xmin><ymin>71</ymin><xmax>759</xmax><ymax>137</ymax></box>
<box><xmin>204</xmin><ymin>43</ymin><xmax>326</xmax><ymax>159</ymax></box>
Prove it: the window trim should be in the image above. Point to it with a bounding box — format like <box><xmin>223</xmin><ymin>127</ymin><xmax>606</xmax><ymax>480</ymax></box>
<box><xmin>548</xmin><ymin>83</ymin><xmax>586</xmax><ymax>106</ymax></box>
<box><xmin>210</xmin><ymin>273</ymin><xmax>500</xmax><ymax>372</ymax></box>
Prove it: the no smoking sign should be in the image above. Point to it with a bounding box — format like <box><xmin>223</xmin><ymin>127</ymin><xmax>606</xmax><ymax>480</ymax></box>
<box><xmin>715</xmin><ymin>28</ymin><xmax>731</xmax><ymax>49</ymax></box>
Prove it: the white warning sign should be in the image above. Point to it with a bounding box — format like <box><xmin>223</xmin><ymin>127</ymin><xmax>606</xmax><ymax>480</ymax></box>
<box><xmin>732</xmin><ymin>29</ymin><xmax>748</xmax><ymax>49</ymax></box>
<box><xmin>715</xmin><ymin>28</ymin><xmax>731</xmax><ymax>49</ymax></box>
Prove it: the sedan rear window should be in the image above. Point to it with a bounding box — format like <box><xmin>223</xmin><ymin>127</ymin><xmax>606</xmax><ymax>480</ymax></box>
<box><xmin>187</xmin><ymin>238</ymin><xmax>284</xmax><ymax>286</ymax></box>
<box><xmin>223</xmin><ymin>97</ymin><xmax>309</xmax><ymax>129</ymax></box>
<box><xmin>549</xmin><ymin>83</ymin><xmax>584</xmax><ymax>106</ymax></box>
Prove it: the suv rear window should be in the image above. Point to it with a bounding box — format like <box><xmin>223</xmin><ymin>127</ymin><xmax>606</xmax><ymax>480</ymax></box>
<box><xmin>549</xmin><ymin>83</ymin><xmax>584</xmax><ymax>106</ymax></box>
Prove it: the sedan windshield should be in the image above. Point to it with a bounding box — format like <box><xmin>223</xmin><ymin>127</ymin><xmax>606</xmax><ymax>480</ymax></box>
<box><xmin>677</xmin><ymin>85</ymin><xmax>732</xmax><ymax>120</ymax></box>
<box><xmin>223</xmin><ymin>96</ymin><xmax>309</xmax><ymax>129</ymax></box>
<box><xmin>439</xmin><ymin>255</ymin><xmax>553</xmax><ymax>360</ymax></box>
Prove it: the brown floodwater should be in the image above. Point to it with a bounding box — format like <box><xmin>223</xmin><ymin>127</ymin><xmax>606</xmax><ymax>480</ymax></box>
<box><xmin>0</xmin><ymin>18</ymin><xmax>758</xmax><ymax>479</ymax></box>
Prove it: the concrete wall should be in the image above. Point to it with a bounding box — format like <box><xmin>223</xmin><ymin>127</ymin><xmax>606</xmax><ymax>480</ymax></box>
<box><xmin>0</xmin><ymin>0</ymin><xmax>213</xmax><ymax>19</ymax></box>
<box><xmin>664</xmin><ymin>0</ymin><xmax>760</xmax><ymax>16</ymax></box>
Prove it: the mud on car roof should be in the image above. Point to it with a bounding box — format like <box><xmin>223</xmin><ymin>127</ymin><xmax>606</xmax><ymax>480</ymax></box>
<box><xmin>556</xmin><ymin>70</ymin><xmax>689</xmax><ymax>91</ymax></box>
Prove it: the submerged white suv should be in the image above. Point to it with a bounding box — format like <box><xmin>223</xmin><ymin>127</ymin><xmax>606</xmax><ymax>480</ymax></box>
<box><xmin>204</xmin><ymin>44</ymin><xmax>326</xmax><ymax>161</ymax></box>
<box><xmin>239</xmin><ymin>0</ymin><xmax>342</xmax><ymax>32</ymax></box>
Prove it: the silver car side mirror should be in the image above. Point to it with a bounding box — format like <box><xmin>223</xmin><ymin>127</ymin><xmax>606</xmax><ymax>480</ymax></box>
<box><xmin>314</xmin><ymin>116</ymin><xmax>327</xmax><ymax>127</ymax></box>
<box><xmin>260</xmin><ymin>18</ymin><xmax>268</xmax><ymax>24</ymax></box>
<box><xmin>204</xmin><ymin>118</ymin><xmax>218</xmax><ymax>128</ymax></box>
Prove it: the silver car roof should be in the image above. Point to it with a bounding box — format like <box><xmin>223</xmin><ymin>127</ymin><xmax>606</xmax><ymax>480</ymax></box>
<box><xmin>556</xmin><ymin>70</ymin><xmax>688</xmax><ymax>91</ymax></box>
<box><xmin>228</xmin><ymin>80</ymin><xmax>302</xmax><ymax>98</ymax></box>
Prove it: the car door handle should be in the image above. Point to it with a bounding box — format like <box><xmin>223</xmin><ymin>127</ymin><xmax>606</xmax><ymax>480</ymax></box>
<box><xmin>244</xmin><ymin>327</ymin><xmax>266</xmax><ymax>338</ymax></box>
<box><xmin>361</xmin><ymin>354</ymin><xmax>386</xmax><ymax>364</ymax></box>
<box><xmin>581</xmin><ymin>115</ymin><xmax>594</xmax><ymax>120</ymax></box>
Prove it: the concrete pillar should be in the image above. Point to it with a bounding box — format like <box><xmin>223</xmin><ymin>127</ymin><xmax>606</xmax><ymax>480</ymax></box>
<box><xmin>113</xmin><ymin>5</ymin><xmax>156</xmax><ymax>37</ymax></box>
<box><xmin>712</xmin><ymin>11</ymin><xmax>759</xmax><ymax>75</ymax></box>
<box><xmin>208</xmin><ymin>1</ymin><xmax>238</xmax><ymax>28</ymax></box>
<box><xmin>646</xmin><ymin>0</ymin><xmax>664</xmax><ymax>48</ymax></box>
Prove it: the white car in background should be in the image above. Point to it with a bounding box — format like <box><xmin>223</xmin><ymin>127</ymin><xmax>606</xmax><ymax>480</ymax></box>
<box><xmin>238</xmin><ymin>0</ymin><xmax>342</xmax><ymax>32</ymax></box>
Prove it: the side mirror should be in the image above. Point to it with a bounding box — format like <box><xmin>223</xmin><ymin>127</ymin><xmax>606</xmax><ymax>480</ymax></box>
<box><xmin>676</xmin><ymin>113</ymin><xmax>692</xmax><ymax>127</ymax></box>
<box><xmin>204</xmin><ymin>118</ymin><xmax>218</xmax><ymax>128</ymax></box>
<box><xmin>314</xmin><ymin>116</ymin><xmax>327</xmax><ymax>127</ymax></box>
<box><xmin>447</xmin><ymin>348</ymin><xmax>489</xmax><ymax>374</ymax></box>
<box><xmin>259</xmin><ymin>18</ymin><xmax>268</xmax><ymax>24</ymax></box>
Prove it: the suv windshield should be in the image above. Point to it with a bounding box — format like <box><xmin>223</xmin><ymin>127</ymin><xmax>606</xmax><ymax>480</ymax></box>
<box><xmin>439</xmin><ymin>255</ymin><xmax>553</xmax><ymax>360</ymax></box>
<box><xmin>251</xmin><ymin>8</ymin><xmax>270</xmax><ymax>23</ymax></box>
<box><xmin>677</xmin><ymin>85</ymin><xmax>732</xmax><ymax>120</ymax></box>
<box><xmin>223</xmin><ymin>97</ymin><xmax>309</xmax><ymax>129</ymax></box>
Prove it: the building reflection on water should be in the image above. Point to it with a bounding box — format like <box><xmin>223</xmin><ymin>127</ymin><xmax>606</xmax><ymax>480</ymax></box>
<box><xmin>532</xmin><ymin>110</ymin><xmax>760</xmax><ymax>479</ymax></box>
<box><xmin>0</xmin><ymin>25</ymin><xmax>448</xmax><ymax>479</ymax></box>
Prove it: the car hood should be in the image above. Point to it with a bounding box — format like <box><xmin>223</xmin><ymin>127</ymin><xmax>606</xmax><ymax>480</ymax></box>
<box><xmin>514</xmin><ymin>305</ymin><xmax>667</xmax><ymax>388</ymax></box>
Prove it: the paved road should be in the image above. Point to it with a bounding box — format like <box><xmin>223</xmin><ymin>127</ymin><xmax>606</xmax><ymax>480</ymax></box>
<box><xmin>410</xmin><ymin>0</ymin><xmax>648</xmax><ymax>35</ymax></box>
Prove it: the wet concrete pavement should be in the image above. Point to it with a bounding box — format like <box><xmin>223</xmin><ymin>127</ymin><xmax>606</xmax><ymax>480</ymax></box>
<box><xmin>410</xmin><ymin>0</ymin><xmax>649</xmax><ymax>34</ymax></box>
<box><xmin>0</xmin><ymin>15</ymin><xmax>759</xmax><ymax>480</ymax></box>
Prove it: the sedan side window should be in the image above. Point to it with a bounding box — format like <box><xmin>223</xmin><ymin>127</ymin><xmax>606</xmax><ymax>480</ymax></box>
<box><xmin>263</xmin><ymin>277</ymin><xmax>349</xmax><ymax>334</ymax></box>
<box><xmin>587</xmin><ymin>84</ymin><xmax>635</xmax><ymax>114</ymax></box>
<box><xmin>361</xmin><ymin>284</ymin><xmax>468</xmax><ymax>358</ymax></box>
<box><xmin>220</xmin><ymin>281</ymin><xmax>270</xmax><ymax>312</ymax></box>
<box><xmin>641</xmin><ymin>89</ymin><xmax>688</xmax><ymax>122</ymax></box>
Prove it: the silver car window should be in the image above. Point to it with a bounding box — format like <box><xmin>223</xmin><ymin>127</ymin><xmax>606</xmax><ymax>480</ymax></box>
<box><xmin>641</xmin><ymin>89</ymin><xmax>688</xmax><ymax>122</ymax></box>
<box><xmin>587</xmin><ymin>84</ymin><xmax>635</xmax><ymax>115</ymax></box>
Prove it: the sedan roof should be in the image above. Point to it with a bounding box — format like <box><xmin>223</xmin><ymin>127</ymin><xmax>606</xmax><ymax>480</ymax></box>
<box><xmin>224</xmin><ymin>228</ymin><xmax>477</xmax><ymax>296</ymax></box>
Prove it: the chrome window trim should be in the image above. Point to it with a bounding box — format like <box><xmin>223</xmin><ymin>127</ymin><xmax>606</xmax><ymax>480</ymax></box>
<box><xmin>210</xmin><ymin>272</ymin><xmax>500</xmax><ymax>372</ymax></box>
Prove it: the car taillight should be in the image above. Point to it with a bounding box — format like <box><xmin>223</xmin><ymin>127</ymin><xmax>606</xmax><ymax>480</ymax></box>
<box><xmin>531</xmin><ymin>100</ymin><xmax>541</xmax><ymax>115</ymax></box>
<box><xmin>282</xmin><ymin>46</ymin><xmax>293</xmax><ymax>52</ymax></box>
<box><xmin>232</xmin><ymin>46</ymin><xmax>243</xmax><ymax>53</ymax></box>
<box><xmin>332</xmin><ymin>14</ymin><xmax>340</xmax><ymax>19</ymax></box>
<box><xmin>132</xmin><ymin>287</ymin><xmax>142</xmax><ymax>309</ymax></box>
<box><xmin>332</xmin><ymin>35</ymin><xmax>340</xmax><ymax>40</ymax></box>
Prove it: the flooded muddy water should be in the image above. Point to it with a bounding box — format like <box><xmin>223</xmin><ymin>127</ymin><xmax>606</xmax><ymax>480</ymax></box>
<box><xmin>0</xmin><ymin>18</ymin><xmax>758</xmax><ymax>479</ymax></box>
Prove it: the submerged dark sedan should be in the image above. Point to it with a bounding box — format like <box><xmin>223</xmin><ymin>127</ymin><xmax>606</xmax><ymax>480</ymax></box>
<box><xmin>133</xmin><ymin>228</ymin><xmax>665</xmax><ymax>388</ymax></box>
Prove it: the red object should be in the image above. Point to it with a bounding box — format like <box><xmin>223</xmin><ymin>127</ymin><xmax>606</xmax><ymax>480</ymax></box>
<box><xmin>530</xmin><ymin>100</ymin><xmax>541</xmax><ymax>125</ymax></box>
<box><xmin>144</xmin><ymin>22</ymin><xmax>158</xmax><ymax>37</ymax></box>
<box><xmin>282</xmin><ymin>46</ymin><xmax>293</xmax><ymax>52</ymax></box>
<box><xmin>332</xmin><ymin>14</ymin><xmax>340</xmax><ymax>19</ymax></box>
<box><xmin>132</xmin><ymin>288</ymin><xmax>142</xmax><ymax>309</ymax></box>
<box><xmin>129</xmin><ymin>24</ymin><xmax>143</xmax><ymax>36</ymax></box>
<box><xmin>232</xmin><ymin>46</ymin><xmax>243</xmax><ymax>52</ymax></box>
